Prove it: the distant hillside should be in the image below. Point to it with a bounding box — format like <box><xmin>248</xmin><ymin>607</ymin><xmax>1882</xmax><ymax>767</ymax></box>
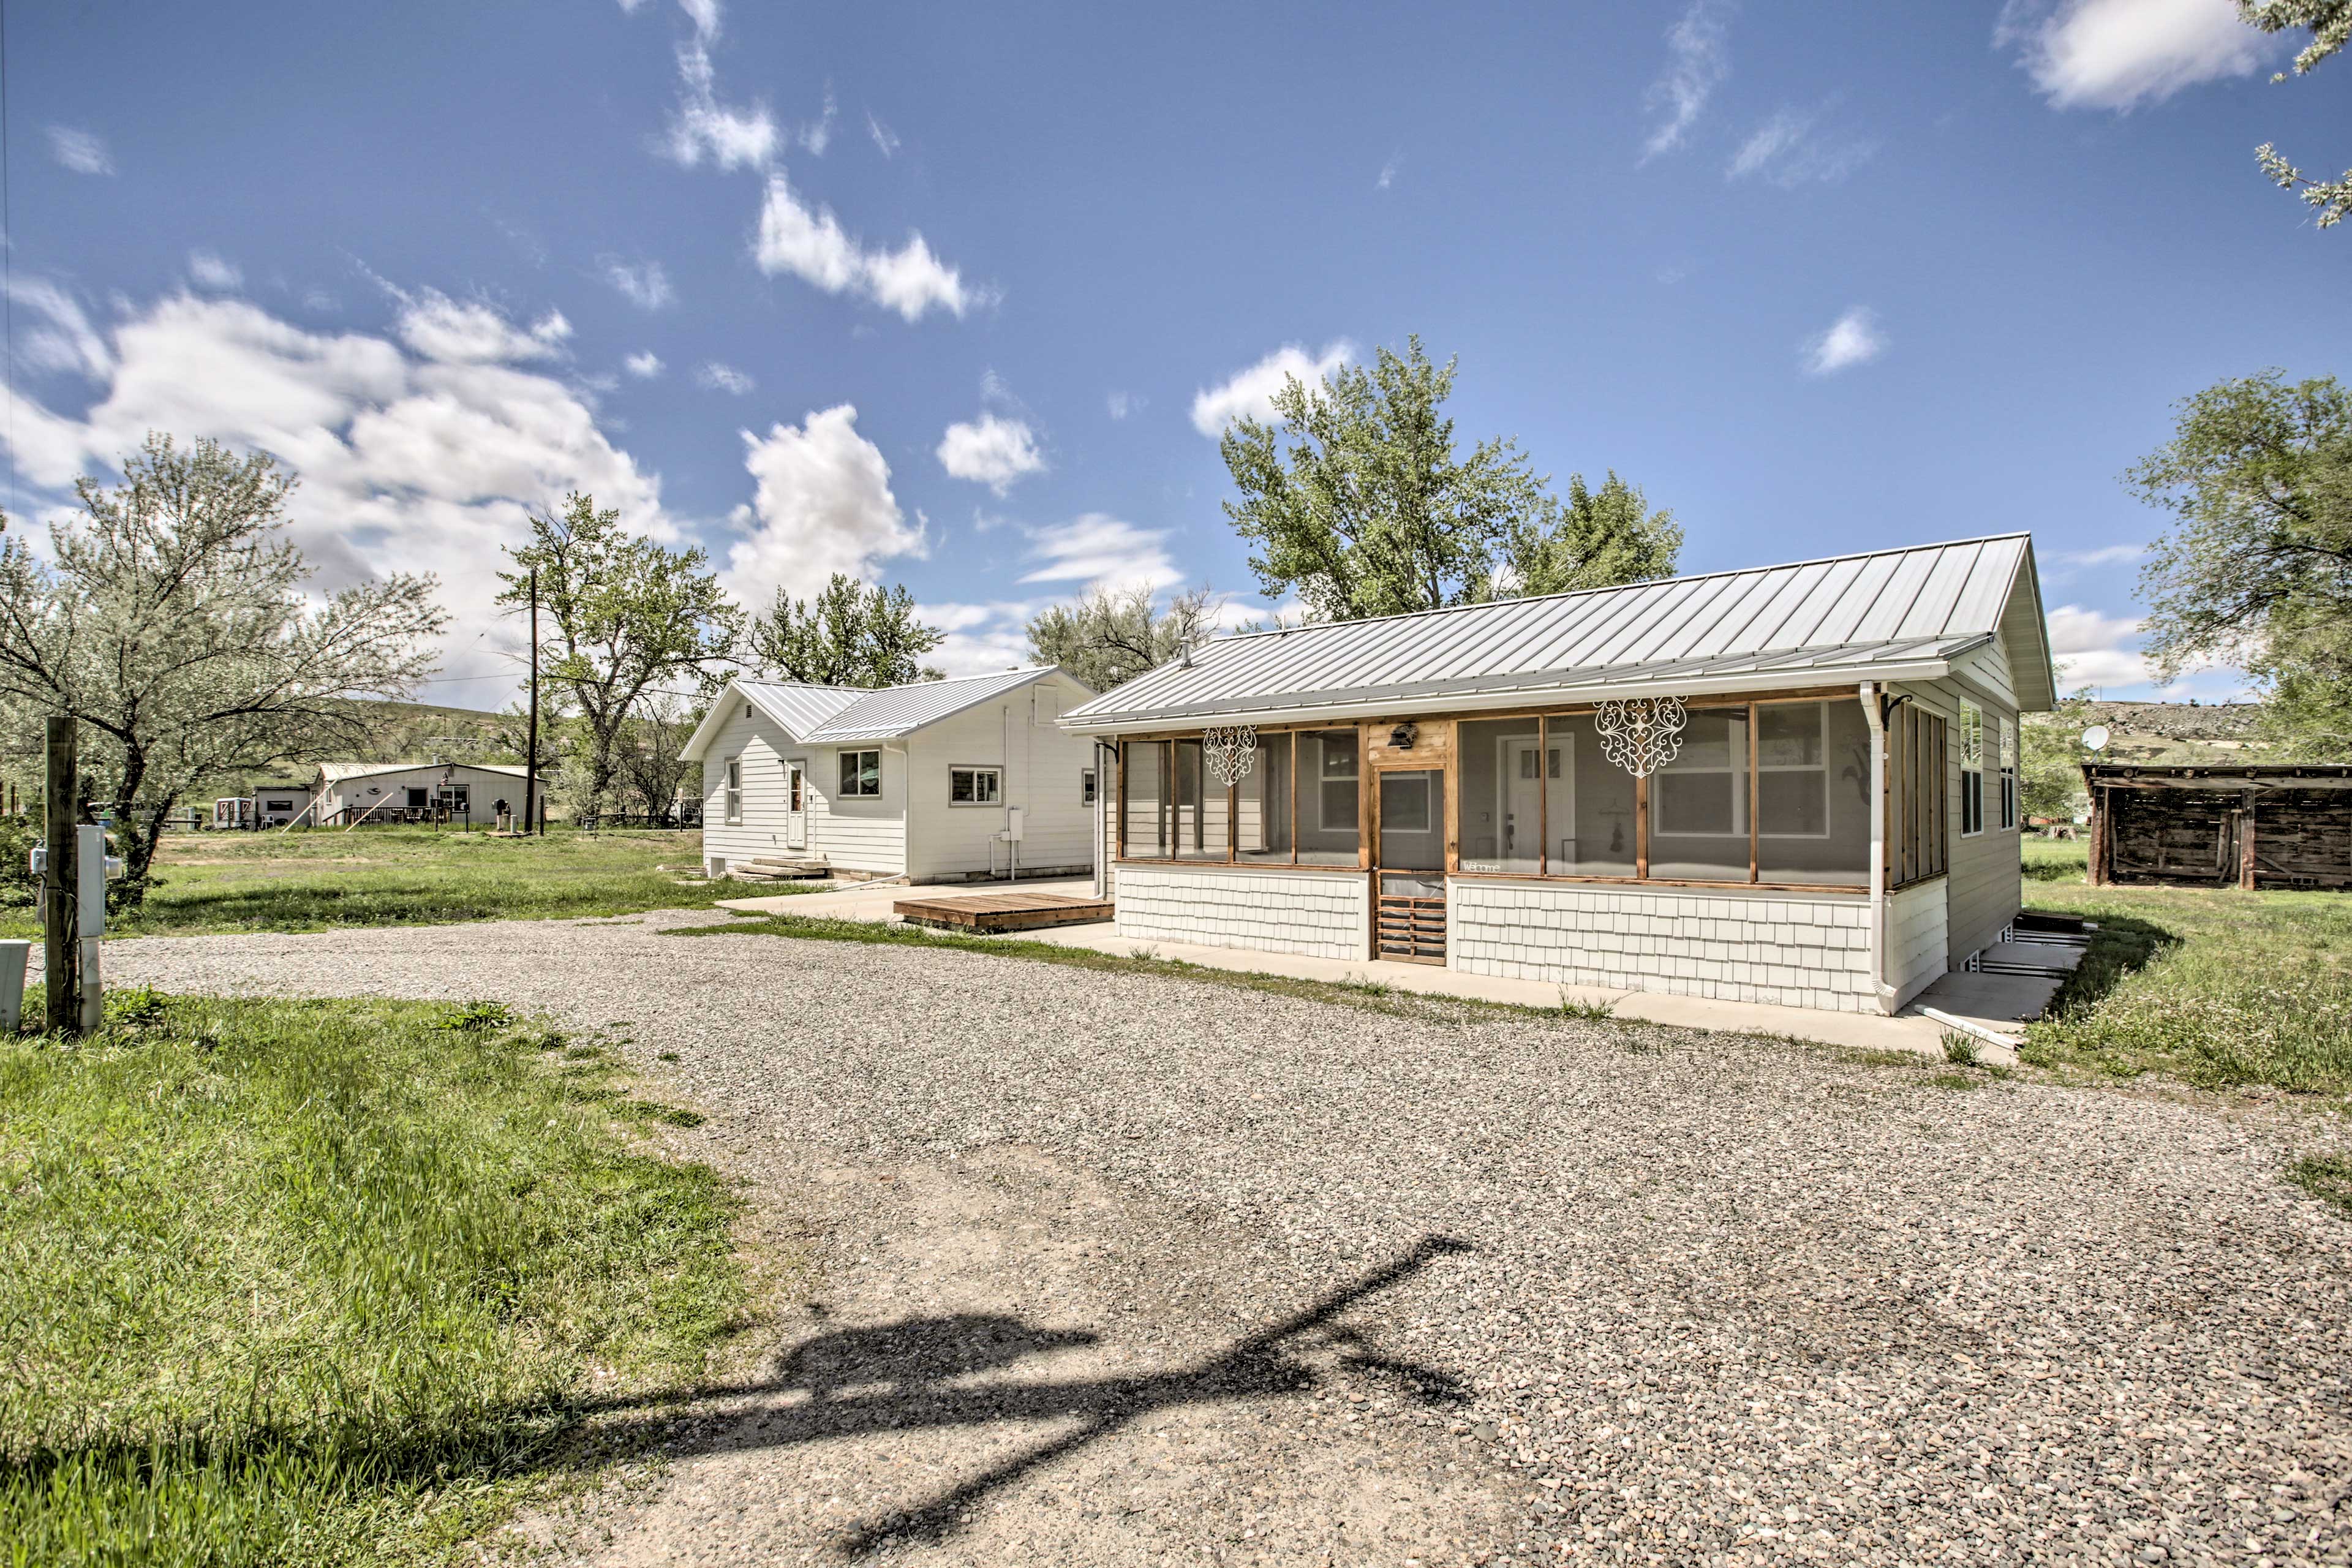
<box><xmin>2025</xmin><ymin>700</ymin><xmax>2282</xmax><ymax>766</ymax></box>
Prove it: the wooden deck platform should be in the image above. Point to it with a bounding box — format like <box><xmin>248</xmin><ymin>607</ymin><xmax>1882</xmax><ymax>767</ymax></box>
<box><xmin>892</xmin><ymin>891</ymin><xmax>1114</xmax><ymax>933</ymax></box>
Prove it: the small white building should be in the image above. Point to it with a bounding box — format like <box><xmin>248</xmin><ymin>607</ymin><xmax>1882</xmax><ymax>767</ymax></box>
<box><xmin>1060</xmin><ymin>533</ymin><xmax>2056</xmax><ymax>1017</ymax></box>
<box><xmin>682</xmin><ymin>666</ymin><xmax>1099</xmax><ymax>881</ymax></box>
<box><xmin>310</xmin><ymin>761</ymin><xmax>545</xmax><ymax>827</ymax></box>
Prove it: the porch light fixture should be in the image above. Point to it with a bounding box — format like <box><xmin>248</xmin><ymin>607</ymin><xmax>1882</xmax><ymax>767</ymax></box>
<box><xmin>1388</xmin><ymin>722</ymin><xmax>1418</xmax><ymax>750</ymax></box>
<box><xmin>1595</xmin><ymin>696</ymin><xmax>1688</xmax><ymax>778</ymax></box>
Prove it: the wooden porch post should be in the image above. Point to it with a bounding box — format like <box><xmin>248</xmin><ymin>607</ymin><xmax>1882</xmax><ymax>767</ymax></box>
<box><xmin>2088</xmin><ymin>785</ymin><xmax>2109</xmax><ymax>886</ymax></box>
<box><xmin>2239</xmin><ymin>786</ymin><xmax>2258</xmax><ymax>891</ymax></box>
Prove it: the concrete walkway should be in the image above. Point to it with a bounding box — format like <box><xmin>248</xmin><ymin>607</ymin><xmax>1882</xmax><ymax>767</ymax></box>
<box><xmin>717</xmin><ymin>876</ymin><xmax>2030</xmax><ymax>1064</ymax></box>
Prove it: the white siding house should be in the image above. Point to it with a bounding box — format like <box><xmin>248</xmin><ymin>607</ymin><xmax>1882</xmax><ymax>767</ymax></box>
<box><xmin>1062</xmin><ymin>533</ymin><xmax>2056</xmax><ymax>1018</ymax></box>
<box><xmin>681</xmin><ymin>667</ymin><xmax>1099</xmax><ymax>881</ymax></box>
<box><xmin>309</xmin><ymin>762</ymin><xmax>545</xmax><ymax>827</ymax></box>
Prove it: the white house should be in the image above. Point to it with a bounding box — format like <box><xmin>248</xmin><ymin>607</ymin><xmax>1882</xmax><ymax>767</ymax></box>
<box><xmin>682</xmin><ymin>666</ymin><xmax>1099</xmax><ymax>881</ymax></box>
<box><xmin>309</xmin><ymin>761</ymin><xmax>545</xmax><ymax>827</ymax></box>
<box><xmin>1059</xmin><ymin>533</ymin><xmax>2055</xmax><ymax>1017</ymax></box>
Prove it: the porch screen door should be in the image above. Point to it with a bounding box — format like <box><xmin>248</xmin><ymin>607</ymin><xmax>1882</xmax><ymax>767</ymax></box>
<box><xmin>785</xmin><ymin>763</ymin><xmax>807</xmax><ymax>849</ymax></box>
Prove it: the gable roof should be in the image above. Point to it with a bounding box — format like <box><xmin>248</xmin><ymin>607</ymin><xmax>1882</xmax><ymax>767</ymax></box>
<box><xmin>680</xmin><ymin>666</ymin><xmax>1091</xmax><ymax>761</ymax></box>
<box><xmin>1061</xmin><ymin>533</ymin><xmax>2057</xmax><ymax>731</ymax></box>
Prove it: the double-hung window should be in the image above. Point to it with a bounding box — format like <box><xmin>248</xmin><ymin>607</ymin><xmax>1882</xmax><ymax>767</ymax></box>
<box><xmin>723</xmin><ymin>758</ymin><xmax>742</xmax><ymax>824</ymax></box>
<box><xmin>1080</xmin><ymin>767</ymin><xmax>1097</xmax><ymax>807</ymax></box>
<box><xmin>839</xmin><ymin>749</ymin><xmax>881</xmax><ymax>797</ymax></box>
<box><xmin>949</xmin><ymin>766</ymin><xmax>1002</xmax><ymax>805</ymax></box>
<box><xmin>1958</xmin><ymin>701</ymin><xmax>1985</xmax><ymax>837</ymax></box>
<box><xmin>1998</xmin><ymin>717</ymin><xmax>2019</xmax><ymax>829</ymax></box>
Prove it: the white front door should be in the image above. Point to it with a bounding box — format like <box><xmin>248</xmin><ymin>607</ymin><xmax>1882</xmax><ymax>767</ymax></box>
<box><xmin>1502</xmin><ymin>737</ymin><xmax>1543</xmax><ymax>864</ymax></box>
<box><xmin>785</xmin><ymin>763</ymin><xmax>807</xmax><ymax>850</ymax></box>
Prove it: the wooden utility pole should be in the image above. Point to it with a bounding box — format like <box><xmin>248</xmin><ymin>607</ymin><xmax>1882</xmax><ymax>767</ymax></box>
<box><xmin>524</xmin><ymin>566</ymin><xmax>542</xmax><ymax>836</ymax></box>
<box><xmin>42</xmin><ymin>717</ymin><xmax>78</xmax><ymax>1036</ymax></box>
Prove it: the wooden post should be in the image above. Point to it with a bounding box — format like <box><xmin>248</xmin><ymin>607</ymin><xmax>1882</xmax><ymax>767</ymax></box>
<box><xmin>42</xmin><ymin>717</ymin><xmax>78</xmax><ymax>1036</ymax></box>
<box><xmin>524</xmin><ymin>567</ymin><xmax>542</xmax><ymax>837</ymax></box>
<box><xmin>2239</xmin><ymin>787</ymin><xmax>2258</xmax><ymax>891</ymax></box>
<box><xmin>2087</xmin><ymin>785</ymin><xmax>2109</xmax><ymax>886</ymax></box>
<box><xmin>1634</xmin><ymin>772</ymin><xmax>1650</xmax><ymax>880</ymax></box>
<box><xmin>1746</xmin><ymin>702</ymin><xmax>1760</xmax><ymax>884</ymax></box>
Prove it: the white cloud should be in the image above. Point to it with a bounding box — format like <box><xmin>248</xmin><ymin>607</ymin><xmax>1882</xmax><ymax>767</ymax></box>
<box><xmin>2052</xmin><ymin>543</ymin><xmax>2143</xmax><ymax>570</ymax></box>
<box><xmin>660</xmin><ymin>43</ymin><xmax>778</xmax><ymax>170</ymax></box>
<box><xmin>751</xmin><ymin>172</ymin><xmax>973</xmax><ymax>321</ymax></box>
<box><xmin>2046</xmin><ymin>603</ymin><xmax>2154</xmax><ymax>688</ymax></box>
<box><xmin>1642</xmin><ymin>0</ymin><xmax>1735</xmax><ymax>160</ymax></box>
<box><xmin>917</xmin><ymin>598</ymin><xmax>1047</xmax><ymax>677</ymax></box>
<box><xmin>1727</xmin><ymin>105</ymin><xmax>1877</xmax><ymax>186</ymax></box>
<box><xmin>801</xmin><ymin>84</ymin><xmax>837</xmax><ymax>154</ymax></box>
<box><xmin>1189</xmin><ymin>342</ymin><xmax>1352</xmax><ymax>437</ymax></box>
<box><xmin>46</xmin><ymin>126</ymin><xmax>112</xmax><ymax>175</ymax></box>
<box><xmin>624</xmin><ymin>351</ymin><xmax>665</xmax><ymax>379</ymax></box>
<box><xmin>186</xmin><ymin>251</ymin><xmax>243</xmax><ymax>292</ymax></box>
<box><xmin>676</xmin><ymin>0</ymin><xmax>720</xmax><ymax>42</ymax></box>
<box><xmin>1106</xmin><ymin>390</ymin><xmax>1142</xmax><ymax>421</ymax></box>
<box><xmin>9</xmin><ymin>280</ymin><xmax>111</xmax><ymax>379</ymax></box>
<box><xmin>696</xmin><ymin>361</ymin><xmax>755</xmax><ymax>394</ymax></box>
<box><xmin>723</xmin><ymin>405</ymin><xmax>925</xmax><ymax>608</ymax></box>
<box><xmin>1802</xmin><ymin>306</ymin><xmax>1887</xmax><ymax>375</ymax></box>
<box><xmin>1019</xmin><ymin>514</ymin><xmax>1179</xmax><ymax>593</ymax></box>
<box><xmin>0</xmin><ymin>286</ymin><xmax>676</xmax><ymax>693</ymax></box>
<box><xmin>394</xmin><ymin>291</ymin><xmax>571</xmax><ymax>364</ymax></box>
<box><xmin>867</xmin><ymin>111</ymin><xmax>900</xmax><ymax>158</ymax></box>
<box><xmin>603</xmin><ymin>257</ymin><xmax>676</xmax><ymax>310</ymax></box>
<box><xmin>1996</xmin><ymin>0</ymin><xmax>2272</xmax><ymax>110</ymax></box>
<box><xmin>1376</xmin><ymin>154</ymin><xmax>1400</xmax><ymax>190</ymax></box>
<box><xmin>936</xmin><ymin>412</ymin><xmax>1046</xmax><ymax>495</ymax></box>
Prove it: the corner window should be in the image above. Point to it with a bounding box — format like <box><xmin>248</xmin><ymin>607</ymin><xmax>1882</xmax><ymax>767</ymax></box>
<box><xmin>1958</xmin><ymin>701</ymin><xmax>1985</xmax><ymax>837</ymax></box>
<box><xmin>1998</xmin><ymin>716</ymin><xmax>2019</xmax><ymax>831</ymax></box>
<box><xmin>950</xmin><ymin>766</ymin><xmax>1002</xmax><ymax>805</ymax></box>
<box><xmin>1080</xmin><ymin>767</ymin><xmax>1097</xmax><ymax>807</ymax></box>
<box><xmin>724</xmin><ymin>758</ymin><xmax>742</xmax><ymax>824</ymax></box>
<box><xmin>839</xmin><ymin>749</ymin><xmax>881</xmax><ymax>797</ymax></box>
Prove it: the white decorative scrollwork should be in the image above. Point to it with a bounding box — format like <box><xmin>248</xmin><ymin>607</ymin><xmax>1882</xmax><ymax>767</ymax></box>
<box><xmin>1200</xmin><ymin>725</ymin><xmax>1259</xmax><ymax>786</ymax></box>
<box><xmin>1594</xmin><ymin>697</ymin><xmax>1689</xmax><ymax>779</ymax></box>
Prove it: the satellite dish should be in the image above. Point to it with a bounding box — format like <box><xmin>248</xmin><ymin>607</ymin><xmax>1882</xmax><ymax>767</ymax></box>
<box><xmin>2081</xmin><ymin>726</ymin><xmax>2110</xmax><ymax>752</ymax></box>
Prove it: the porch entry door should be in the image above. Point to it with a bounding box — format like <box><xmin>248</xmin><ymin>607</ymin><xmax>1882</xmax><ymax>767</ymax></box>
<box><xmin>1501</xmin><ymin>737</ymin><xmax>1542</xmax><ymax>865</ymax></box>
<box><xmin>1376</xmin><ymin>767</ymin><xmax>1447</xmax><ymax>965</ymax></box>
<box><xmin>784</xmin><ymin>762</ymin><xmax>807</xmax><ymax>850</ymax></box>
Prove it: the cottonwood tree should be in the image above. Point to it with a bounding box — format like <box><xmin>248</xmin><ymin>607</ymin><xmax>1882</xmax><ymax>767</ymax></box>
<box><xmin>747</xmin><ymin>572</ymin><xmax>944</xmax><ymax>687</ymax></box>
<box><xmin>2128</xmin><ymin>371</ymin><xmax>2352</xmax><ymax>757</ymax></box>
<box><xmin>0</xmin><ymin>434</ymin><xmax>447</xmax><ymax>903</ymax></box>
<box><xmin>496</xmin><ymin>492</ymin><xmax>741</xmax><ymax>818</ymax></box>
<box><xmin>1025</xmin><ymin>582</ymin><xmax>1224</xmax><ymax>693</ymax></box>
<box><xmin>1217</xmin><ymin>336</ymin><xmax>1681</xmax><ymax>620</ymax></box>
<box><xmin>612</xmin><ymin>695</ymin><xmax>699</xmax><ymax>820</ymax></box>
<box><xmin>2242</xmin><ymin>1</ymin><xmax>2351</xmax><ymax>228</ymax></box>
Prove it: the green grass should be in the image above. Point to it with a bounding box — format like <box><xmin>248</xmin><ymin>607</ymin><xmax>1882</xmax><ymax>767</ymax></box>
<box><xmin>0</xmin><ymin>993</ymin><xmax>749</xmax><ymax>1567</ymax></box>
<box><xmin>2018</xmin><ymin>837</ymin><xmax>2352</xmax><ymax>1096</ymax></box>
<box><xmin>2287</xmin><ymin>1153</ymin><xmax>2352</xmax><ymax>1216</ymax></box>
<box><xmin>0</xmin><ymin>826</ymin><xmax>806</xmax><ymax>940</ymax></box>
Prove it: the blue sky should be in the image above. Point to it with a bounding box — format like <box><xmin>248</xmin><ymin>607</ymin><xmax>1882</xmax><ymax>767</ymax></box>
<box><xmin>4</xmin><ymin>0</ymin><xmax>2346</xmax><ymax>707</ymax></box>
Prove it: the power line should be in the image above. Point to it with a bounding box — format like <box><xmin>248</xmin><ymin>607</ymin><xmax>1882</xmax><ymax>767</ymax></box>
<box><xmin>2</xmin><ymin>0</ymin><xmax>14</xmax><ymax>519</ymax></box>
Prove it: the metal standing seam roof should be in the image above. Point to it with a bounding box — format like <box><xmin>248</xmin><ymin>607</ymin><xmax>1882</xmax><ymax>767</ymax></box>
<box><xmin>316</xmin><ymin>761</ymin><xmax>533</xmax><ymax>784</ymax></box>
<box><xmin>685</xmin><ymin>667</ymin><xmax>1083</xmax><ymax>758</ymax></box>
<box><xmin>1061</xmin><ymin>533</ymin><xmax>2052</xmax><ymax>729</ymax></box>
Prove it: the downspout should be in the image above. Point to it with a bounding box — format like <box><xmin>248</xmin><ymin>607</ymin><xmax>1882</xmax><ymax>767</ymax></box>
<box><xmin>1861</xmin><ymin>681</ymin><xmax>1898</xmax><ymax>1015</ymax></box>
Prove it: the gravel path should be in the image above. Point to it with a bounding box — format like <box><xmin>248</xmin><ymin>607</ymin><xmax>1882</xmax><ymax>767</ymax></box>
<box><xmin>113</xmin><ymin>912</ymin><xmax>2352</xmax><ymax>1566</ymax></box>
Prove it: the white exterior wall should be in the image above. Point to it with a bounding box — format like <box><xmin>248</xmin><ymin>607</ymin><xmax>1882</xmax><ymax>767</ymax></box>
<box><xmin>320</xmin><ymin>764</ymin><xmax>540</xmax><ymax>825</ymax></box>
<box><xmin>1114</xmin><ymin>864</ymin><xmax>1370</xmax><ymax>960</ymax></box>
<box><xmin>1889</xmin><ymin>667</ymin><xmax>2023</xmax><ymax>970</ymax></box>
<box><xmin>1450</xmin><ymin>879</ymin><xmax>1877</xmax><ymax>1013</ymax></box>
<box><xmin>699</xmin><ymin>702</ymin><xmax>908</xmax><ymax>876</ymax></box>
<box><xmin>905</xmin><ymin>674</ymin><xmax>1097</xmax><ymax>880</ymax></box>
<box><xmin>1887</xmin><ymin>879</ymin><xmax>1950</xmax><ymax>1007</ymax></box>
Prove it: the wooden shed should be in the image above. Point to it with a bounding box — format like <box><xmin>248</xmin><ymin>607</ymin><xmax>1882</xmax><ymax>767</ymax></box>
<box><xmin>2082</xmin><ymin>763</ymin><xmax>2352</xmax><ymax>891</ymax></box>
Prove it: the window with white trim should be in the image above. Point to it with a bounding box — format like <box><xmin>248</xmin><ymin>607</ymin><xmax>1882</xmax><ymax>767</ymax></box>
<box><xmin>1080</xmin><ymin>767</ymin><xmax>1096</xmax><ymax>807</ymax></box>
<box><xmin>1998</xmin><ymin>715</ymin><xmax>2019</xmax><ymax>830</ymax></box>
<box><xmin>1958</xmin><ymin>701</ymin><xmax>1985</xmax><ymax>837</ymax></box>
<box><xmin>839</xmin><ymin>749</ymin><xmax>881</xmax><ymax>797</ymax></box>
<box><xmin>949</xmin><ymin>766</ymin><xmax>1002</xmax><ymax>805</ymax></box>
<box><xmin>724</xmin><ymin>758</ymin><xmax>742</xmax><ymax>824</ymax></box>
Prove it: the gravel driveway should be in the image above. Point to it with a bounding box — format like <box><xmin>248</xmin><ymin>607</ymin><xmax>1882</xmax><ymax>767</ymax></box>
<box><xmin>113</xmin><ymin>912</ymin><xmax>2352</xmax><ymax>1566</ymax></box>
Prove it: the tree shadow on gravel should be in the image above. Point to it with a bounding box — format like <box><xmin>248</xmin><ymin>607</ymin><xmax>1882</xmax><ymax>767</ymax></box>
<box><xmin>569</xmin><ymin>1233</ymin><xmax>1476</xmax><ymax>1556</ymax></box>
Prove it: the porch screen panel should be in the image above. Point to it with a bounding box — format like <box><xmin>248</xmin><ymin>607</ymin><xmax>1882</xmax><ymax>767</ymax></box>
<box><xmin>1756</xmin><ymin>699</ymin><xmax>1873</xmax><ymax>886</ymax></box>
<box><xmin>1543</xmin><ymin>714</ymin><xmax>1635</xmax><ymax>876</ymax></box>
<box><xmin>1648</xmin><ymin>707</ymin><xmax>1751</xmax><ymax>881</ymax></box>
<box><xmin>1172</xmin><ymin>739</ymin><xmax>1231</xmax><ymax>860</ymax></box>
<box><xmin>1296</xmin><ymin>729</ymin><xmax>1360</xmax><ymax>864</ymax></box>
<box><xmin>1121</xmin><ymin>741</ymin><xmax>1168</xmax><ymax>858</ymax></box>
<box><xmin>1235</xmin><ymin>732</ymin><xmax>1295</xmax><ymax>862</ymax></box>
<box><xmin>1458</xmin><ymin>718</ymin><xmax>1542</xmax><ymax>874</ymax></box>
